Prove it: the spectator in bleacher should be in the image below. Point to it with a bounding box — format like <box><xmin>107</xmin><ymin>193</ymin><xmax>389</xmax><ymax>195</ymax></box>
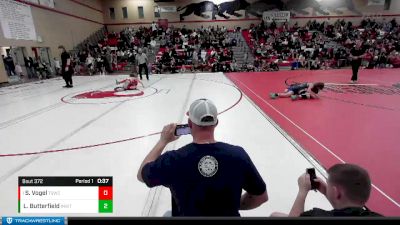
<box><xmin>105</xmin><ymin>50</ymin><xmax>113</xmax><ymax>73</ymax></box>
<box><xmin>78</xmin><ymin>50</ymin><xmax>87</xmax><ymax>71</ymax></box>
<box><xmin>137</xmin><ymin>98</ymin><xmax>268</xmax><ymax>216</ymax></box>
<box><xmin>111</xmin><ymin>51</ymin><xmax>118</xmax><ymax>71</ymax></box>
<box><xmin>150</xmin><ymin>38</ymin><xmax>156</xmax><ymax>54</ymax></box>
<box><xmin>271</xmin><ymin>164</ymin><xmax>382</xmax><ymax>217</ymax></box>
<box><xmin>96</xmin><ymin>54</ymin><xmax>105</xmax><ymax>75</ymax></box>
<box><xmin>24</xmin><ymin>56</ymin><xmax>35</xmax><ymax>78</ymax></box>
<box><xmin>389</xmin><ymin>51</ymin><xmax>400</xmax><ymax>68</ymax></box>
<box><xmin>230</xmin><ymin>59</ymin><xmax>238</xmax><ymax>72</ymax></box>
<box><xmin>3</xmin><ymin>53</ymin><xmax>15</xmax><ymax>76</ymax></box>
<box><xmin>85</xmin><ymin>54</ymin><xmax>95</xmax><ymax>75</ymax></box>
<box><xmin>15</xmin><ymin>63</ymin><xmax>23</xmax><ymax>77</ymax></box>
<box><xmin>310</xmin><ymin>58</ymin><xmax>321</xmax><ymax>70</ymax></box>
<box><xmin>269</xmin><ymin>61</ymin><xmax>279</xmax><ymax>71</ymax></box>
<box><xmin>151</xmin><ymin>21</ymin><xmax>158</xmax><ymax>35</ymax></box>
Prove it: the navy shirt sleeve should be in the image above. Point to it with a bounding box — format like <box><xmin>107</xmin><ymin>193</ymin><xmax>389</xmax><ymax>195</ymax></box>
<box><xmin>241</xmin><ymin>148</ymin><xmax>266</xmax><ymax>195</ymax></box>
<box><xmin>300</xmin><ymin>208</ymin><xmax>332</xmax><ymax>217</ymax></box>
<box><xmin>300</xmin><ymin>209</ymin><xmax>315</xmax><ymax>216</ymax></box>
<box><xmin>141</xmin><ymin>151</ymin><xmax>177</xmax><ymax>188</ymax></box>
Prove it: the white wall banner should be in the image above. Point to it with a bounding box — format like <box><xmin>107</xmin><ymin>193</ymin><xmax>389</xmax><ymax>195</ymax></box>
<box><xmin>25</xmin><ymin>0</ymin><xmax>39</xmax><ymax>4</ymax></box>
<box><xmin>39</xmin><ymin>0</ymin><xmax>55</xmax><ymax>8</ymax></box>
<box><xmin>159</xmin><ymin>6</ymin><xmax>177</xmax><ymax>13</ymax></box>
<box><xmin>368</xmin><ymin>0</ymin><xmax>385</xmax><ymax>6</ymax></box>
<box><xmin>0</xmin><ymin>0</ymin><xmax>37</xmax><ymax>40</ymax></box>
<box><xmin>262</xmin><ymin>11</ymin><xmax>290</xmax><ymax>23</ymax></box>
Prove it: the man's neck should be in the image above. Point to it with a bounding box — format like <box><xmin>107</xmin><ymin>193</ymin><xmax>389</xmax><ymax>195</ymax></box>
<box><xmin>193</xmin><ymin>134</ymin><xmax>216</xmax><ymax>144</ymax></box>
<box><xmin>335</xmin><ymin>201</ymin><xmax>364</xmax><ymax>210</ymax></box>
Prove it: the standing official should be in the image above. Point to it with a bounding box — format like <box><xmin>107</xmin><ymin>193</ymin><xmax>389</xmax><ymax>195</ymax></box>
<box><xmin>136</xmin><ymin>48</ymin><xmax>149</xmax><ymax>80</ymax></box>
<box><xmin>350</xmin><ymin>41</ymin><xmax>365</xmax><ymax>84</ymax></box>
<box><xmin>59</xmin><ymin>45</ymin><xmax>73</xmax><ymax>88</ymax></box>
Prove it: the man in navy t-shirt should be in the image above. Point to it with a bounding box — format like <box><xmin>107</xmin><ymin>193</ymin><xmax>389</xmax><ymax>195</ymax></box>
<box><xmin>137</xmin><ymin>98</ymin><xmax>268</xmax><ymax>216</ymax></box>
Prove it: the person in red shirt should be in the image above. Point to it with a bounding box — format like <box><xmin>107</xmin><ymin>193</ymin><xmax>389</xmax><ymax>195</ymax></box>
<box><xmin>114</xmin><ymin>73</ymin><xmax>143</xmax><ymax>92</ymax></box>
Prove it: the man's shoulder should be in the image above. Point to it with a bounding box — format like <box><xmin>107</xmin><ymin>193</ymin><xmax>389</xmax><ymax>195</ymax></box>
<box><xmin>300</xmin><ymin>208</ymin><xmax>334</xmax><ymax>217</ymax></box>
<box><xmin>216</xmin><ymin>142</ymin><xmax>245</xmax><ymax>151</ymax></box>
<box><xmin>176</xmin><ymin>142</ymin><xmax>245</xmax><ymax>153</ymax></box>
<box><xmin>208</xmin><ymin>142</ymin><xmax>249</xmax><ymax>158</ymax></box>
<box><xmin>301</xmin><ymin>207</ymin><xmax>383</xmax><ymax>217</ymax></box>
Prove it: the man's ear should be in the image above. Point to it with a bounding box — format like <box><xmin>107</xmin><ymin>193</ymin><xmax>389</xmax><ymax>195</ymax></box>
<box><xmin>188</xmin><ymin>119</ymin><xmax>192</xmax><ymax>128</ymax></box>
<box><xmin>333</xmin><ymin>186</ymin><xmax>342</xmax><ymax>200</ymax></box>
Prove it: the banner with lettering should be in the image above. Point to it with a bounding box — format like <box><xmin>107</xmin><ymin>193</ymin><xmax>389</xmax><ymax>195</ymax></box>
<box><xmin>0</xmin><ymin>0</ymin><xmax>37</xmax><ymax>40</ymax></box>
<box><xmin>262</xmin><ymin>11</ymin><xmax>290</xmax><ymax>23</ymax></box>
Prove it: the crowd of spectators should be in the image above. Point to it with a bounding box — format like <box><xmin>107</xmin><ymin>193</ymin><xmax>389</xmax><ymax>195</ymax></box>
<box><xmin>153</xmin><ymin>25</ymin><xmax>238</xmax><ymax>74</ymax></box>
<box><xmin>4</xmin><ymin>18</ymin><xmax>400</xmax><ymax>80</ymax></box>
<box><xmin>2</xmin><ymin>53</ymin><xmax>55</xmax><ymax>80</ymax></box>
<box><xmin>70</xmin><ymin>23</ymin><xmax>241</xmax><ymax>76</ymax></box>
<box><xmin>245</xmin><ymin>18</ymin><xmax>400</xmax><ymax>71</ymax></box>
<box><xmin>10</xmin><ymin>18</ymin><xmax>399</xmax><ymax>79</ymax></box>
<box><xmin>331</xmin><ymin>18</ymin><xmax>400</xmax><ymax>69</ymax></box>
<box><xmin>66</xmin><ymin>17</ymin><xmax>400</xmax><ymax>76</ymax></box>
<box><xmin>70</xmin><ymin>23</ymin><xmax>159</xmax><ymax>76</ymax></box>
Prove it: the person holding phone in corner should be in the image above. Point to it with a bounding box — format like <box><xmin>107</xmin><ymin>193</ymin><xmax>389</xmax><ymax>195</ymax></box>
<box><xmin>137</xmin><ymin>98</ymin><xmax>268</xmax><ymax>216</ymax></box>
<box><xmin>271</xmin><ymin>164</ymin><xmax>382</xmax><ymax>217</ymax></box>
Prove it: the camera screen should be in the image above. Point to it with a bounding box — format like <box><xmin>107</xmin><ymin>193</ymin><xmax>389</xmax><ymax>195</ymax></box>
<box><xmin>176</xmin><ymin>126</ymin><xmax>191</xmax><ymax>136</ymax></box>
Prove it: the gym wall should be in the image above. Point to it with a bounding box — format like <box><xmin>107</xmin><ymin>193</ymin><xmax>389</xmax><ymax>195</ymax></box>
<box><xmin>104</xmin><ymin>0</ymin><xmax>400</xmax><ymax>32</ymax></box>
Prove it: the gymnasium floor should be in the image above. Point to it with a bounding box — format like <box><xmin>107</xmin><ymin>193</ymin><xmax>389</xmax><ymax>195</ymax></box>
<box><xmin>0</xmin><ymin>70</ymin><xmax>398</xmax><ymax>216</ymax></box>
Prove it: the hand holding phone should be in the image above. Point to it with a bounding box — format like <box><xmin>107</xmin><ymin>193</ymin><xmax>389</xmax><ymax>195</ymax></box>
<box><xmin>306</xmin><ymin>168</ymin><xmax>319</xmax><ymax>191</ymax></box>
<box><xmin>174</xmin><ymin>124</ymin><xmax>191</xmax><ymax>136</ymax></box>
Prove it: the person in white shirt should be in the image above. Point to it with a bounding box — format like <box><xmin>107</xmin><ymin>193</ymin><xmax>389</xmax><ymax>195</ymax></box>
<box><xmin>151</xmin><ymin>21</ymin><xmax>158</xmax><ymax>32</ymax></box>
<box><xmin>150</xmin><ymin>38</ymin><xmax>156</xmax><ymax>54</ymax></box>
<box><xmin>53</xmin><ymin>57</ymin><xmax>61</xmax><ymax>75</ymax></box>
<box><xmin>230</xmin><ymin>59</ymin><xmax>238</xmax><ymax>72</ymax></box>
<box><xmin>201</xmin><ymin>49</ymin><xmax>207</xmax><ymax>63</ymax></box>
<box><xmin>85</xmin><ymin>54</ymin><xmax>95</xmax><ymax>75</ymax></box>
<box><xmin>136</xmin><ymin>48</ymin><xmax>149</xmax><ymax>80</ymax></box>
<box><xmin>15</xmin><ymin>64</ymin><xmax>23</xmax><ymax>77</ymax></box>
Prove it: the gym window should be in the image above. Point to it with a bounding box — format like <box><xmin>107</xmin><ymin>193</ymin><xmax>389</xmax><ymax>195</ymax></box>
<box><xmin>109</xmin><ymin>8</ymin><xmax>115</xmax><ymax>20</ymax></box>
<box><xmin>138</xmin><ymin>6</ymin><xmax>144</xmax><ymax>19</ymax></box>
<box><xmin>122</xmin><ymin>7</ymin><xmax>128</xmax><ymax>19</ymax></box>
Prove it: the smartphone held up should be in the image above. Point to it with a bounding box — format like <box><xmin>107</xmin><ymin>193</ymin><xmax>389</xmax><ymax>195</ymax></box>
<box><xmin>175</xmin><ymin>124</ymin><xmax>191</xmax><ymax>136</ymax></box>
<box><xmin>306</xmin><ymin>168</ymin><xmax>319</xmax><ymax>191</ymax></box>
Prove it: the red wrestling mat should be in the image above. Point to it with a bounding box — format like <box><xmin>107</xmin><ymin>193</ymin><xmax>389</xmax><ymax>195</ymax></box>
<box><xmin>226</xmin><ymin>69</ymin><xmax>400</xmax><ymax>216</ymax></box>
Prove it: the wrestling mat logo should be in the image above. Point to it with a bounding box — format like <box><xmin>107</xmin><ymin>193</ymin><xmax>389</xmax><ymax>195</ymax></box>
<box><xmin>198</xmin><ymin>155</ymin><xmax>218</xmax><ymax>178</ymax></box>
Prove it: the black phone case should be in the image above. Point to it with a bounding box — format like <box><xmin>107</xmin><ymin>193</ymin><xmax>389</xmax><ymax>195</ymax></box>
<box><xmin>307</xmin><ymin>168</ymin><xmax>318</xmax><ymax>190</ymax></box>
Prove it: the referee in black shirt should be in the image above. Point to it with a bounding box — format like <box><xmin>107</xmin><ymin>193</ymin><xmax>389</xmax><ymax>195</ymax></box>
<box><xmin>58</xmin><ymin>45</ymin><xmax>73</xmax><ymax>88</ymax></box>
<box><xmin>350</xmin><ymin>42</ymin><xmax>365</xmax><ymax>84</ymax></box>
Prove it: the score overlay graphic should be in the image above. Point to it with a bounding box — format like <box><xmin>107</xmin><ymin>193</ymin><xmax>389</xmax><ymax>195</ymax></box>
<box><xmin>18</xmin><ymin>177</ymin><xmax>113</xmax><ymax>213</ymax></box>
